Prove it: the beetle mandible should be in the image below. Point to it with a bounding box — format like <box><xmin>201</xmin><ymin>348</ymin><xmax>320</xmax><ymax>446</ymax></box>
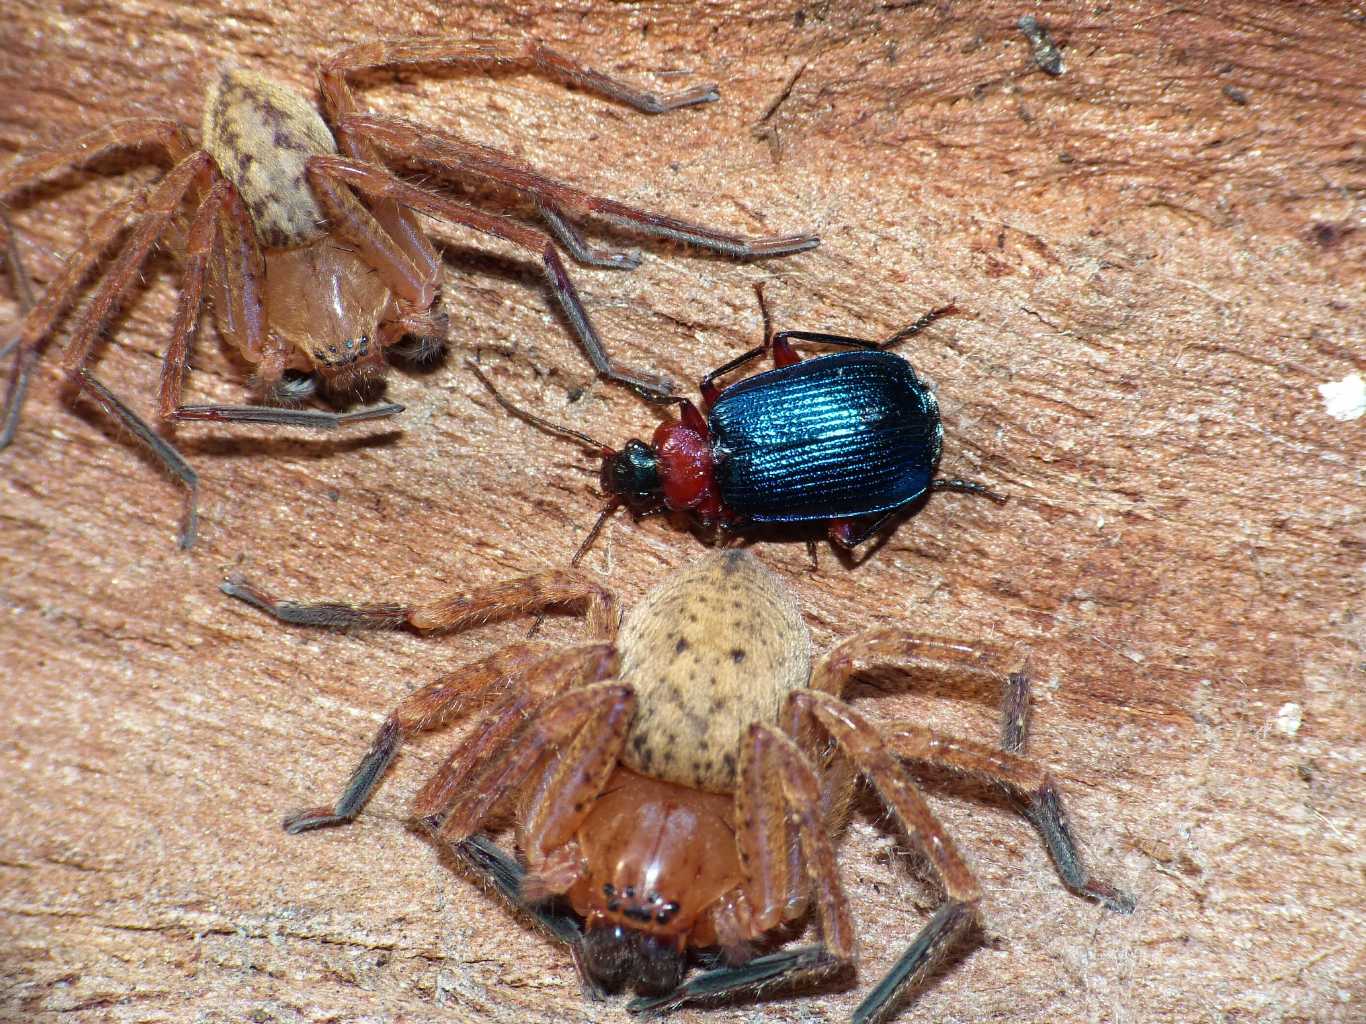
<box><xmin>475</xmin><ymin>284</ymin><xmax>1007</xmax><ymax>560</ymax></box>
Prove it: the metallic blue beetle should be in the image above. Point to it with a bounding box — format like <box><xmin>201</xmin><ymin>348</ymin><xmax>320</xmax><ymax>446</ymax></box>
<box><xmin>477</xmin><ymin>285</ymin><xmax>1004</xmax><ymax>555</ymax></box>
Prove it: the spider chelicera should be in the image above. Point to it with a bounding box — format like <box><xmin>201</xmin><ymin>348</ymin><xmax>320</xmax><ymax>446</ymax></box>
<box><xmin>0</xmin><ymin>40</ymin><xmax>816</xmax><ymax>546</ymax></box>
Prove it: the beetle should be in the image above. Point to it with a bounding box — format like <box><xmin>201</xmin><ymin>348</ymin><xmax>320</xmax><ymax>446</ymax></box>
<box><xmin>475</xmin><ymin>284</ymin><xmax>1006</xmax><ymax>560</ymax></box>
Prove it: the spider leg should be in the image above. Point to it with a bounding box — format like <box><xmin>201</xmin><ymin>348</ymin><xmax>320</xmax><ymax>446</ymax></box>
<box><xmin>1002</xmin><ymin>668</ymin><xmax>1031</xmax><ymax>754</ymax></box>
<box><xmin>39</xmin><ymin>152</ymin><xmax>209</xmax><ymax>546</ymax></box>
<box><xmin>221</xmin><ymin>566</ymin><xmax>621</xmax><ymax>641</ymax></box>
<box><xmin>810</xmin><ymin>628</ymin><xmax>1008</xmax><ymax>700</ymax></box>
<box><xmin>320</xmin><ymin>38</ymin><xmax>719</xmax><ymax>120</ymax></box>
<box><xmin>810</xmin><ymin>630</ymin><xmax>1130</xmax><ymax>911</ymax></box>
<box><xmin>881</xmin><ymin>722</ymin><xmax>1135</xmax><ymax>914</ymax></box>
<box><xmin>0</xmin><ymin>120</ymin><xmax>193</xmax><ymax>200</ymax></box>
<box><xmin>344</xmin><ymin>113</ymin><xmax>818</xmax><ymax>261</ymax></box>
<box><xmin>518</xmin><ymin>682</ymin><xmax>636</xmax><ymax>867</ymax></box>
<box><xmin>0</xmin><ymin>211</ymin><xmax>33</xmax><ymax>442</ymax></box>
<box><xmin>318</xmin><ymin>50</ymin><xmax>442</xmax><ymax>296</ymax></box>
<box><xmin>427</xmin><ymin>682</ymin><xmax>634</xmax><ymax>843</ymax></box>
<box><xmin>307</xmin><ymin>153</ymin><xmax>675</xmax><ymax>397</ymax></box>
<box><xmin>0</xmin><ymin>120</ymin><xmax>195</xmax><ymax>449</ymax></box>
<box><xmin>631</xmin><ymin>723</ymin><xmax>854</xmax><ymax>1015</ymax></box>
<box><xmin>537</xmin><ymin>199</ymin><xmax>641</xmax><ymax>270</ymax></box>
<box><xmin>0</xmin><ymin>209</ymin><xmax>35</xmax><ymax>316</ymax></box>
<box><xmin>442</xmin><ymin>831</ymin><xmax>589</xmax><ymax>947</ymax></box>
<box><xmin>58</xmin><ymin>152</ymin><xmax>208</xmax><ymax>375</ymax></box>
<box><xmin>320</xmin><ymin>41</ymin><xmax>718</xmax><ymax>274</ymax></box>
<box><xmin>791</xmin><ymin>691</ymin><xmax>982</xmax><ymax>1024</ymax></box>
<box><xmin>306</xmin><ymin>161</ymin><xmax>431</xmax><ymax>307</ymax></box>
<box><xmin>283</xmin><ymin>642</ymin><xmax>614</xmax><ymax>832</ymax></box>
<box><xmin>0</xmin><ymin>194</ymin><xmax>140</xmax><ymax>450</ymax></box>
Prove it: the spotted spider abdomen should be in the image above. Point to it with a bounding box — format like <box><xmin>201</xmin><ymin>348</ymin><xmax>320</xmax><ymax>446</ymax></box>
<box><xmin>617</xmin><ymin>550</ymin><xmax>812</xmax><ymax>793</ymax></box>
<box><xmin>202</xmin><ymin>66</ymin><xmax>337</xmax><ymax>248</ymax></box>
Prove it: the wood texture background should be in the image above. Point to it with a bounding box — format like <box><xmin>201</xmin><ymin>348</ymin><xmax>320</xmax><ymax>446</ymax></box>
<box><xmin>1</xmin><ymin>2</ymin><xmax>1361</xmax><ymax>1022</ymax></box>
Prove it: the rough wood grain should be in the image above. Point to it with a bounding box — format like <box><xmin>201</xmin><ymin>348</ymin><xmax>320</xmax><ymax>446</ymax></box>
<box><xmin>1</xmin><ymin>2</ymin><xmax>1361</xmax><ymax>1023</ymax></box>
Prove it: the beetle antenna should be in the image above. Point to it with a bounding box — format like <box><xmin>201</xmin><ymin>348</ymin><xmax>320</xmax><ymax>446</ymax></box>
<box><xmin>753</xmin><ymin>281</ymin><xmax>775</xmax><ymax>347</ymax></box>
<box><xmin>880</xmin><ymin>303</ymin><xmax>958</xmax><ymax>349</ymax></box>
<box><xmin>570</xmin><ymin>499</ymin><xmax>621</xmax><ymax>567</ymax></box>
<box><xmin>468</xmin><ymin>362</ymin><xmax>613</xmax><ymax>456</ymax></box>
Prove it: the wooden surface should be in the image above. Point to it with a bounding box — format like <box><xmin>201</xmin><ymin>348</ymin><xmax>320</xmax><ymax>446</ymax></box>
<box><xmin>1</xmin><ymin>2</ymin><xmax>1362</xmax><ymax>1022</ymax></box>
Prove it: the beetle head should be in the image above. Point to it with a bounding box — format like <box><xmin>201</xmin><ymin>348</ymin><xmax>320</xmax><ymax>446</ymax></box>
<box><xmin>600</xmin><ymin>439</ymin><xmax>662</xmax><ymax>509</ymax></box>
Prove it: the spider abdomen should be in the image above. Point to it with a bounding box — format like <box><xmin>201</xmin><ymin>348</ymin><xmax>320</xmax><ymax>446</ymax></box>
<box><xmin>616</xmin><ymin>550</ymin><xmax>812</xmax><ymax>792</ymax></box>
<box><xmin>202</xmin><ymin>67</ymin><xmax>338</xmax><ymax>248</ymax></box>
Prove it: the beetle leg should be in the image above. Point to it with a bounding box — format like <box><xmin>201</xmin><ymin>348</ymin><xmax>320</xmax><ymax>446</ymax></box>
<box><xmin>696</xmin><ymin>283</ymin><xmax>813</xmax><ymax>404</ymax></box>
<box><xmin>768</xmin><ymin>302</ymin><xmax>959</xmax><ymax>357</ymax></box>
<box><xmin>930</xmin><ymin>476</ymin><xmax>1010</xmax><ymax>504</ymax></box>
<box><xmin>828</xmin><ymin>480</ymin><xmax>1008</xmax><ymax>550</ymax></box>
<box><xmin>827</xmin><ymin>510</ymin><xmax>900</xmax><ymax>549</ymax></box>
<box><xmin>699</xmin><ymin>343</ymin><xmax>767</xmax><ymax>407</ymax></box>
<box><xmin>879</xmin><ymin>304</ymin><xmax>958</xmax><ymax>349</ymax></box>
<box><xmin>772</xmin><ymin>329</ymin><xmax>882</xmax><ymax>352</ymax></box>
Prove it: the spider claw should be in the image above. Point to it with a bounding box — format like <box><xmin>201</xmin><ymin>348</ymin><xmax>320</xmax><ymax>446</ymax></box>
<box><xmin>1089</xmin><ymin>881</ymin><xmax>1137</xmax><ymax>915</ymax></box>
<box><xmin>282</xmin><ymin>806</ymin><xmax>348</xmax><ymax>833</ymax></box>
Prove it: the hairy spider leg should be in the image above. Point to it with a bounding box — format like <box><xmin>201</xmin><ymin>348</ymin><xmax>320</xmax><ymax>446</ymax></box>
<box><xmin>347</xmin><ymin>113</ymin><xmax>818</xmax><ymax>264</ymax></box>
<box><xmin>794</xmin><ymin>691</ymin><xmax>984</xmax><ymax>1024</ymax></box>
<box><xmin>811</xmin><ymin>630</ymin><xmax>1131</xmax><ymax>908</ymax></box>
<box><xmin>8</xmin><ymin>149</ymin><xmax>211</xmax><ymax>546</ymax></box>
<box><xmin>442</xmin><ymin>831</ymin><xmax>592</xmax><ymax>953</ymax></box>
<box><xmin>814</xmin><ymin>630</ymin><xmax>1132</xmax><ymax>1021</ymax></box>
<box><xmin>317</xmin><ymin>42</ymin><xmax>444</xmax><ymax>318</ymax></box>
<box><xmin>0</xmin><ymin>208</ymin><xmax>36</xmax><ymax>328</ymax></box>
<box><xmin>221</xmin><ymin>568</ymin><xmax>625</xmax><ymax>829</ymax></box>
<box><xmin>0</xmin><ymin>117</ymin><xmax>192</xmax><ymax>451</ymax></box>
<box><xmin>639</xmin><ymin>629</ymin><xmax>1131</xmax><ymax>1022</ymax></box>
<box><xmin>289</xmin><ymin>644</ymin><xmax>615</xmax><ymax>832</ymax></box>
<box><xmin>422</xmin><ymin>681</ymin><xmax>635</xmax><ymax>845</ymax></box>
<box><xmin>308</xmin><ymin>153</ymin><xmax>676</xmax><ymax>397</ymax></box>
<box><xmin>320</xmin><ymin>38</ymin><xmax>756</xmax><ymax>270</ymax></box>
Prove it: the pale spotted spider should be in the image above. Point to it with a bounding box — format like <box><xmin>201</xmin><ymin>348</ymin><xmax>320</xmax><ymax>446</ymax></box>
<box><xmin>223</xmin><ymin>550</ymin><xmax>1133</xmax><ymax>1022</ymax></box>
<box><xmin>0</xmin><ymin>40</ymin><xmax>816</xmax><ymax>547</ymax></box>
